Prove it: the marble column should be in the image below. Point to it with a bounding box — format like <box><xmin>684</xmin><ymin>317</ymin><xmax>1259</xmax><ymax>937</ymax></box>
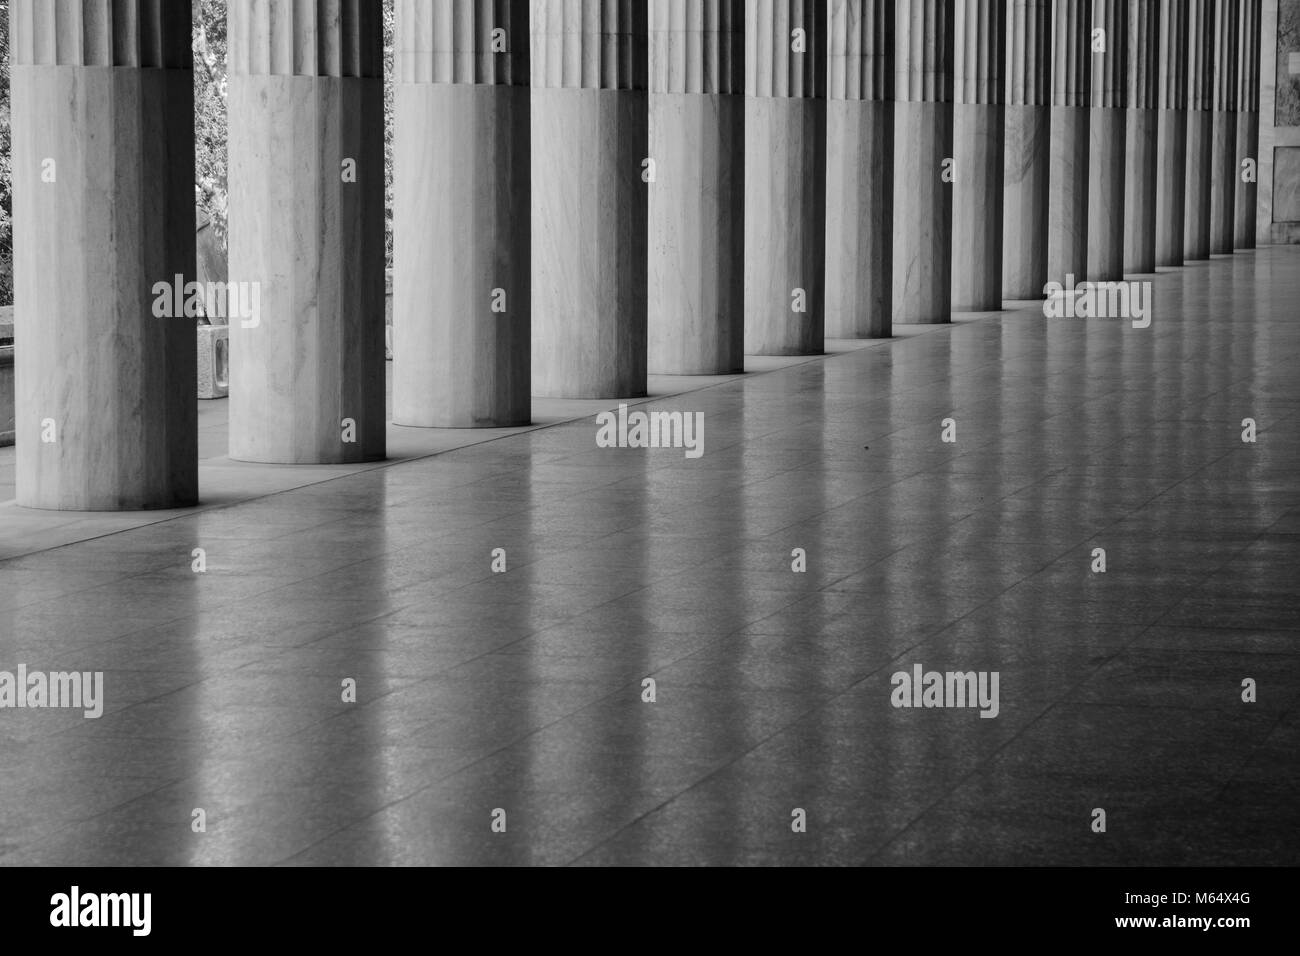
<box><xmin>648</xmin><ymin>0</ymin><xmax>745</xmax><ymax>374</ymax></box>
<box><xmin>893</xmin><ymin>0</ymin><xmax>955</xmax><ymax>324</ymax></box>
<box><xmin>952</xmin><ymin>0</ymin><xmax>1007</xmax><ymax>311</ymax></box>
<box><xmin>826</xmin><ymin>0</ymin><xmax>893</xmax><ymax>337</ymax></box>
<box><xmin>1234</xmin><ymin>0</ymin><xmax>1261</xmax><ymax>249</ymax></box>
<box><xmin>1154</xmin><ymin>0</ymin><xmax>1189</xmax><ymax>266</ymax></box>
<box><xmin>1210</xmin><ymin>0</ymin><xmax>1240</xmax><ymax>254</ymax></box>
<box><xmin>393</xmin><ymin>1</ymin><xmax>531</xmax><ymax>427</ymax></box>
<box><xmin>227</xmin><ymin>1</ymin><xmax>385</xmax><ymax>463</ymax></box>
<box><xmin>1003</xmin><ymin>0</ymin><xmax>1053</xmax><ymax>300</ymax></box>
<box><xmin>10</xmin><ymin>1</ymin><xmax>197</xmax><ymax>510</ymax></box>
<box><xmin>1185</xmin><ymin>0</ymin><xmax>1216</xmax><ymax>261</ymax></box>
<box><xmin>1047</xmin><ymin>0</ymin><xmax>1090</xmax><ymax>285</ymax></box>
<box><xmin>1086</xmin><ymin>0</ymin><xmax>1127</xmax><ymax>280</ymax></box>
<box><xmin>1122</xmin><ymin>1</ymin><xmax>1160</xmax><ymax>274</ymax></box>
<box><xmin>531</xmin><ymin>2</ymin><xmax>648</xmax><ymax>397</ymax></box>
<box><xmin>745</xmin><ymin>0</ymin><xmax>827</xmax><ymax>354</ymax></box>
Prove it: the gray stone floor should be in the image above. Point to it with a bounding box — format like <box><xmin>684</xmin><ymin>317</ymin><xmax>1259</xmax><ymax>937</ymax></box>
<box><xmin>1</xmin><ymin>248</ymin><xmax>1297</xmax><ymax>865</ymax></box>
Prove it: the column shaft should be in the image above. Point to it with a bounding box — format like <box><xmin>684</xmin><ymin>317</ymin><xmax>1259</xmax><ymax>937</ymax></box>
<box><xmin>952</xmin><ymin>0</ymin><xmax>1007</xmax><ymax>311</ymax></box>
<box><xmin>531</xmin><ymin>1</ymin><xmax>648</xmax><ymax>397</ymax></box>
<box><xmin>745</xmin><ymin>0</ymin><xmax>828</xmax><ymax>355</ymax></box>
<box><xmin>826</xmin><ymin>0</ymin><xmax>893</xmax><ymax>337</ymax></box>
<box><xmin>1003</xmin><ymin>0</ymin><xmax>1052</xmax><ymax>299</ymax></box>
<box><xmin>1047</xmin><ymin>0</ymin><xmax>1090</xmax><ymax>284</ymax></box>
<box><xmin>1122</xmin><ymin>1</ymin><xmax>1161</xmax><ymax>274</ymax></box>
<box><xmin>1210</xmin><ymin>0</ymin><xmax>1240</xmax><ymax>253</ymax></box>
<box><xmin>648</xmin><ymin>0</ymin><xmax>745</xmax><ymax>373</ymax></box>
<box><xmin>11</xmin><ymin>1</ymin><xmax>197</xmax><ymax>509</ymax></box>
<box><xmin>393</xmin><ymin>0</ymin><xmax>531</xmax><ymax>427</ymax></box>
<box><xmin>1154</xmin><ymin>0</ymin><xmax>1189</xmax><ymax>266</ymax></box>
<box><xmin>1086</xmin><ymin>0</ymin><xmax>1127</xmax><ymax>280</ymax></box>
<box><xmin>893</xmin><ymin>0</ymin><xmax>955</xmax><ymax>324</ymax></box>
<box><xmin>1185</xmin><ymin>0</ymin><xmax>1216</xmax><ymax>260</ymax></box>
<box><xmin>1234</xmin><ymin>0</ymin><xmax>1261</xmax><ymax>249</ymax></box>
<box><xmin>227</xmin><ymin>1</ymin><xmax>386</xmax><ymax>463</ymax></box>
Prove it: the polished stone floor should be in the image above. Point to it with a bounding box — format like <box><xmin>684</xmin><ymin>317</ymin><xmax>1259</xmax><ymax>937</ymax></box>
<box><xmin>1</xmin><ymin>248</ymin><xmax>1298</xmax><ymax>866</ymax></box>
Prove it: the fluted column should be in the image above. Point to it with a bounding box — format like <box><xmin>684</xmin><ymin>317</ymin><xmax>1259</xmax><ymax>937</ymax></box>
<box><xmin>893</xmin><ymin>0</ymin><xmax>955</xmax><ymax>324</ymax></box>
<box><xmin>1185</xmin><ymin>0</ymin><xmax>1215</xmax><ymax>261</ymax></box>
<box><xmin>1154</xmin><ymin>0</ymin><xmax>1189</xmax><ymax>266</ymax></box>
<box><xmin>393</xmin><ymin>1</ymin><xmax>530</xmax><ymax>427</ymax></box>
<box><xmin>227</xmin><ymin>1</ymin><xmax>385</xmax><ymax>463</ymax></box>
<box><xmin>1086</xmin><ymin>0</ymin><xmax>1127</xmax><ymax>280</ymax></box>
<box><xmin>1003</xmin><ymin>0</ymin><xmax>1052</xmax><ymax>299</ymax></box>
<box><xmin>1210</xmin><ymin>0</ymin><xmax>1240</xmax><ymax>253</ymax></box>
<box><xmin>10</xmin><ymin>1</ymin><xmax>197</xmax><ymax>510</ymax></box>
<box><xmin>1233</xmin><ymin>0</ymin><xmax>1261</xmax><ymax>249</ymax></box>
<box><xmin>745</xmin><ymin>0</ymin><xmax>827</xmax><ymax>355</ymax></box>
<box><xmin>826</xmin><ymin>0</ymin><xmax>893</xmax><ymax>337</ymax></box>
<box><xmin>951</xmin><ymin>0</ymin><xmax>1007</xmax><ymax>311</ymax></box>
<box><xmin>1122</xmin><ymin>1</ymin><xmax>1160</xmax><ymax>274</ymax></box>
<box><xmin>531</xmin><ymin>2</ymin><xmax>648</xmax><ymax>397</ymax></box>
<box><xmin>648</xmin><ymin>0</ymin><xmax>745</xmax><ymax>373</ymax></box>
<box><xmin>1047</xmin><ymin>0</ymin><xmax>1089</xmax><ymax>285</ymax></box>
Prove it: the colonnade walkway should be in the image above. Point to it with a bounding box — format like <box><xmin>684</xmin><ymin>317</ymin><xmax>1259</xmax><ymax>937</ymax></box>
<box><xmin>0</xmin><ymin>246</ymin><xmax>1297</xmax><ymax>865</ymax></box>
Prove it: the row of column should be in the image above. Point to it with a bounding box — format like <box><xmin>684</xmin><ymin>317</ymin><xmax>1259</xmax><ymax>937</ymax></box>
<box><xmin>10</xmin><ymin>0</ymin><xmax>1265</xmax><ymax>510</ymax></box>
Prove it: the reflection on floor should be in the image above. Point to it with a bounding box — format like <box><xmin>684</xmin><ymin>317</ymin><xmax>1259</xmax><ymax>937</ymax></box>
<box><xmin>1</xmin><ymin>248</ymin><xmax>1298</xmax><ymax>865</ymax></box>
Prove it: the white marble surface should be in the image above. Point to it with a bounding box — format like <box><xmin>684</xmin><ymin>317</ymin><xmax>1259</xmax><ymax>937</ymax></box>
<box><xmin>1184</xmin><ymin>109</ymin><xmax>1214</xmax><ymax>260</ymax></box>
<box><xmin>892</xmin><ymin>100</ymin><xmax>954</xmax><ymax>324</ymax></box>
<box><xmin>393</xmin><ymin>83</ymin><xmax>531</xmax><ymax>427</ymax></box>
<box><xmin>1155</xmin><ymin>107</ymin><xmax>1189</xmax><ymax>265</ymax></box>
<box><xmin>1087</xmin><ymin>107</ymin><xmax>1127</xmax><ymax>281</ymax></box>
<box><xmin>1235</xmin><ymin>109</ymin><xmax>1261</xmax><ymax>247</ymax></box>
<box><xmin>648</xmin><ymin>92</ymin><xmax>745</xmax><ymax>374</ymax></box>
<box><xmin>1209</xmin><ymin>109</ymin><xmax>1240</xmax><ymax>253</ymax></box>
<box><xmin>1123</xmin><ymin>107</ymin><xmax>1159</xmax><ymax>273</ymax></box>
<box><xmin>952</xmin><ymin>102</ymin><xmax>1005</xmax><ymax>310</ymax></box>
<box><xmin>744</xmin><ymin>96</ymin><xmax>828</xmax><ymax>354</ymax></box>
<box><xmin>1003</xmin><ymin>104</ymin><xmax>1050</xmax><ymax>298</ymax></box>
<box><xmin>531</xmin><ymin>88</ymin><xmax>649</xmax><ymax>398</ymax></box>
<box><xmin>826</xmin><ymin>99</ymin><xmax>893</xmax><ymax>337</ymax></box>
<box><xmin>1047</xmin><ymin>105</ymin><xmax>1089</xmax><ymax>284</ymax></box>
<box><xmin>11</xmin><ymin>65</ymin><xmax>198</xmax><ymax>510</ymax></box>
<box><xmin>227</xmin><ymin>74</ymin><xmax>387</xmax><ymax>464</ymax></box>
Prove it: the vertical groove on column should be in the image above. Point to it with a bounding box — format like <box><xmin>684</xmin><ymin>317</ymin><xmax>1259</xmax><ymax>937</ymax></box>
<box><xmin>398</xmin><ymin>0</ymin><xmax>530</xmax><ymax>85</ymax></box>
<box><xmin>1126</xmin><ymin>1</ymin><xmax>1160</xmax><ymax>110</ymax></box>
<box><xmin>12</xmin><ymin>0</ymin><xmax>189</xmax><ymax>67</ymax></box>
<box><xmin>1212</xmin><ymin>0</ymin><xmax>1239</xmax><ymax>111</ymax></box>
<box><xmin>955</xmin><ymin>0</ymin><xmax>1006</xmax><ymax>105</ymax></box>
<box><xmin>1007</xmin><ymin>0</ymin><xmax>1051</xmax><ymax>106</ymax></box>
<box><xmin>828</xmin><ymin>0</ymin><xmax>892</xmax><ymax>100</ymax></box>
<box><xmin>747</xmin><ymin>0</ymin><xmax>827</xmax><ymax>98</ymax></box>
<box><xmin>1157</xmin><ymin>0</ymin><xmax>1188</xmax><ymax>110</ymax></box>
<box><xmin>532</xmin><ymin>0</ymin><xmax>649</xmax><ymax>90</ymax></box>
<box><xmin>1050</xmin><ymin>0</ymin><xmax>1089</xmax><ymax>106</ymax></box>
<box><xmin>228</xmin><ymin>0</ymin><xmax>382</xmax><ymax>77</ymax></box>
<box><xmin>1188</xmin><ymin>0</ymin><xmax>1216</xmax><ymax>112</ymax></box>
<box><xmin>1236</xmin><ymin>0</ymin><xmax>1260</xmax><ymax>112</ymax></box>
<box><xmin>1089</xmin><ymin>0</ymin><xmax>1126</xmax><ymax>108</ymax></box>
<box><xmin>895</xmin><ymin>0</ymin><xmax>954</xmax><ymax>102</ymax></box>
<box><xmin>651</xmin><ymin>0</ymin><xmax>744</xmax><ymax>93</ymax></box>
